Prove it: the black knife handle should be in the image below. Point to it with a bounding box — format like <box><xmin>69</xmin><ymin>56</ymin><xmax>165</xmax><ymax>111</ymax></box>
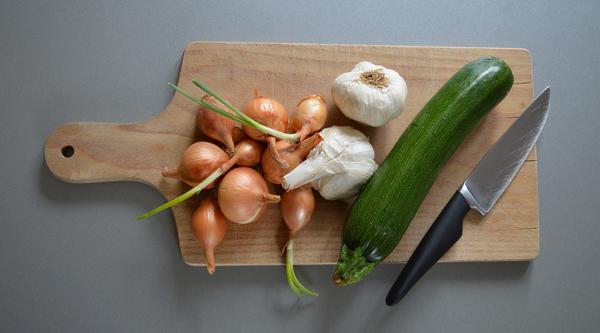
<box><xmin>385</xmin><ymin>191</ymin><xmax>471</xmax><ymax>306</ymax></box>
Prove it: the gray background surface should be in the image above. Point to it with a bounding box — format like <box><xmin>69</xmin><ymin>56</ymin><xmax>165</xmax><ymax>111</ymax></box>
<box><xmin>1</xmin><ymin>0</ymin><xmax>598</xmax><ymax>332</ymax></box>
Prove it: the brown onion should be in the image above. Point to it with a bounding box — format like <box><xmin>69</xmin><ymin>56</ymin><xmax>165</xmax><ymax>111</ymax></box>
<box><xmin>280</xmin><ymin>184</ymin><xmax>315</xmax><ymax>250</ymax></box>
<box><xmin>242</xmin><ymin>90</ymin><xmax>289</xmax><ymax>168</ymax></box>
<box><xmin>241</xmin><ymin>89</ymin><xmax>288</xmax><ymax>141</ymax></box>
<box><xmin>217</xmin><ymin>167</ymin><xmax>280</xmax><ymax>224</ymax></box>
<box><xmin>191</xmin><ymin>196</ymin><xmax>228</xmax><ymax>275</ymax></box>
<box><xmin>196</xmin><ymin>95</ymin><xmax>239</xmax><ymax>154</ymax></box>
<box><xmin>289</xmin><ymin>95</ymin><xmax>328</xmax><ymax>141</ymax></box>
<box><xmin>231</xmin><ymin>127</ymin><xmax>248</xmax><ymax>145</ymax></box>
<box><xmin>261</xmin><ymin>133</ymin><xmax>323</xmax><ymax>184</ymax></box>
<box><xmin>162</xmin><ymin>141</ymin><xmax>228</xmax><ymax>188</ymax></box>
<box><xmin>281</xmin><ymin>185</ymin><xmax>319</xmax><ymax>296</ymax></box>
<box><xmin>140</xmin><ymin>140</ymin><xmax>263</xmax><ymax>220</ymax></box>
<box><xmin>230</xmin><ymin>139</ymin><xmax>263</xmax><ymax>167</ymax></box>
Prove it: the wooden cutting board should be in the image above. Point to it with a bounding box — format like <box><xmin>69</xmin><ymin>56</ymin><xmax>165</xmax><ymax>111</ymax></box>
<box><xmin>45</xmin><ymin>42</ymin><xmax>538</xmax><ymax>267</ymax></box>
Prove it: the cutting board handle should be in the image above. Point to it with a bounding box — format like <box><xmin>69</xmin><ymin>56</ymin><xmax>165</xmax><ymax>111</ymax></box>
<box><xmin>44</xmin><ymin>111</ymin><xmax>196</xmax><ymax>185</ymax></box>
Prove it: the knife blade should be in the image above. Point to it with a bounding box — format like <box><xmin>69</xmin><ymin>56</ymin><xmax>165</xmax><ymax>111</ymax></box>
<box><xmin>386</xmin><ymin>87</ymin><xmax>550</xmax><ymax>306</ymax></box>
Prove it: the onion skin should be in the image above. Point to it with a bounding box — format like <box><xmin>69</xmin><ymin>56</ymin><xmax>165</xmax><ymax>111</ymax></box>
<box><xmin>219</xmin><ymin>139</ymin><xmax>264</xmax><ymax>173</ymax></box>
<box><xmin>281</xmin><ymin>184</ymin><xmax>315</xmax><ymax>245</ymax></box>
<box><xmin>231</xmin><ymin>127</ymin><xmax>248</xmax><ymax>145</ymax></box>
<box><xmin>217</xmin><ymin>167</ymin><xmax>280</xmax><ymax>224</ymax></box>
<box><xmin>139</xmin><ymin>140</ymin><xmax>260</xmax><ymax>220</ymax></box>
<box><xmin>261</xmin><ymin>133</ymin><xmax>323</xmax><ymax>184</ymax></box>
<box><xmin>162</xmin><ymin>141</ymin><xmax>228</xmax><ymax>188</ymax></box>
<box><xmin>267</xmin><ymin>136</ymin><xmax>289</xmax><ymax>169</ymax></box>
<box><xmin>197</xmin><ymin>95</ymin><xmax>238</xmax><ymax>154</ymax></box>
<box><xmin>289</xmin><ymin>95</ymin><xmax>328</xmax><ymax>141</ymax></box>
<box><xmin>191</xmin><ymin>196</ymin><xmax>228</xmax><ymax>275</ymax></box>
<box><xmin>233</xmin><ymin>140</ymin><xmax>263</xmax><ymax>167</ymax></box>
<box><xmin>281</xmin><ymin>185</ymin><xmax>319</xmax><ymax>296</ymax></box>
<box><xmin>241</xmin><ymin>94</ymin><xmax>288</xmax><ymax>142</ymax></box>
<box><xmin>241</xmin><ymin>91</ymin><xmax>290</xmax><ymax>168</ymax></box>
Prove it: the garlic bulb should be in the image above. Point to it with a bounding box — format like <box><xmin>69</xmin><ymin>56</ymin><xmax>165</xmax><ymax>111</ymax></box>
<box><xmin>282</xmin><ymin>126</ymin><xmax>378</xmax><ymax>200</ymax></box>
<box><xmin>332</xmin><ymin>61</ymin><xmax>408</xmax><ymax>127</ymax></box>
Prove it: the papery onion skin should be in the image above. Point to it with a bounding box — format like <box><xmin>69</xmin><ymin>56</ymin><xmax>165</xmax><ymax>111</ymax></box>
<box><xmin>231</xmin><ymin>127</ymin><xmax>248</xmax><ymax>145</ymax></box>
<box><xmin>217</xmin><ymin>167</ymin><xmax>280</xmax><ymax>224</ymax></box>
<box><xmin>191</xmin><ymin>196</ymin><xmax>228</xmax><ymax>275</ymax></box>
<box><xmin>242</xmin><ymin>93</ymin><xmax>288</xmax><ymax>142</ymax></box>
<box><xmin>213</xmin><ymin>139</ymin><xmax>263</xmax><ymax>189</ymax></box>
<box><xmin>162</xmin><ymin>141</ymin><xmax>228</xmax><ymax>188</ymax></box>
<box><xmin>261</xmin><ymin>134</ymin><xmax>323</xmax><ymax>185</ymax></box>
<box><xmin>281</xmin><ymin>184</ymin><xmax>315</xmax><ymax>242</ymax></box>
<box><xmin>289</xmin><ymin>95</ymin><xmax>328</xmax><ymax>141</ymax></box>
<box><xmin>219</xmin><ymin>139</ymin><xmax>264</xmax><ymax>173</ymax></box>
<box><xmin>197</xmin><ymin>95</ymin><xmax>239</xmax><ymax>154</ymax></box>
<box><xmin>234</xmin><ymin>140</ymin><xmax>263</xmax><ymax>167</ymax></box>
<box><xmin>140</xmin><ymin>140</ymin><xmax>261</xmax><ymax>220</ymax></box>
<box><xmin>261</xmin><ymin>140</ymin><xmax>297</xmax><ymax>184</ymax></box>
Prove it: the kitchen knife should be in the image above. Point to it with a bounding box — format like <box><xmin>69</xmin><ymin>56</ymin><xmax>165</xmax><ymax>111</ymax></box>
<box><xmin>385</xmin><ymin>86</ymin><xmax>551</xmax><ymax>306</ymax></box>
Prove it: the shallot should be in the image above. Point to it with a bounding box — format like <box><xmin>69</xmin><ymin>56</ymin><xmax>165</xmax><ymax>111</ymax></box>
<box><xmin>191</xmin><ymin>196</ymin><xmax>228</xmax><ymax>275</ymax></box>
<box><xmin>280</xmin><ymin>185</ymin><xmax>318</xmax><ymax>296</ymax></box>
<box><xmin>138</xmin><ymin>140</ymin><xmax>263</xmax><ymax>220</ymax></box>
<box><xmin>196</xmin><ymin>95</ymin><xmax>239</xmax><ymax>154</ymax></box>
<box><xmin>217</xmin><ymin>167</ymin><xmax>280</xmax><ymax>224</ymax></box>
<box><xmin>289</xmin><ymin>95</ymin><xmax>328</xmax><ymax>141</ymax></box>
<box><xmin>169</xmin><ymin>81</ymin><xmax>299</xmax><ymax>142</ymax></box>
<box><xmin>162</xmin><ymin>141</ymin><xmax>228</xmax><ymax>188</ymax></box>
<box><xmin>242</xmin><ymin>89</ymin><xmax>290</xmax><ymax>168</ymax></box>
<box><xmin>281</xmin><ymin>184</ymin><xmax>315</xmax><ymax>252</ymax></box>
<box><xmin>261</xmin><ymin>133</ymin><xmax>322</xmax><ymax>185</ymax></box>
<box><xmin>241</xmin><ymin>89</ymin><xmax>288</xmax><ymax>141</ymax></box>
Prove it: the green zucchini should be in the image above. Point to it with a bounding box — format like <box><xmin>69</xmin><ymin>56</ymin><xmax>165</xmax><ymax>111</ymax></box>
<box><xmin>333</xmin><ymin>57</ymin><xmax>514</xmax><ymax>286</ymax></box>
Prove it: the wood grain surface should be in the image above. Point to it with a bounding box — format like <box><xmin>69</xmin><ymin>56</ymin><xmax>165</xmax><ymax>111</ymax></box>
<box><xmin>44</xmin><ymin>42</ymin><xmax>537</xmax><ymax>267</ymax></box>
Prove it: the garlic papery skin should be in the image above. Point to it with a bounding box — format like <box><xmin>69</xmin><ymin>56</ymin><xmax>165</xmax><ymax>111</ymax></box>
<box><xmin>312</xmin><ymin>159</ymin><xmax>378</xmax><ymax>200</ymax></box>
<box><xmin>332</xmin><ymin>61</ymin><xmax>408</xmax><ymax>127</ymax></box>
<box><xmin>282</xmin><ymin>126</ymin><xmax>378</xmax><ymax>200</ymax></box>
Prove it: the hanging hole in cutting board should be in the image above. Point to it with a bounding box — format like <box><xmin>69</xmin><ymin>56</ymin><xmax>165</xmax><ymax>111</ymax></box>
<box><xmin>61</xmin><ymin>145</ymin><xmax>75</xmax><ymax>158</ymax></box>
